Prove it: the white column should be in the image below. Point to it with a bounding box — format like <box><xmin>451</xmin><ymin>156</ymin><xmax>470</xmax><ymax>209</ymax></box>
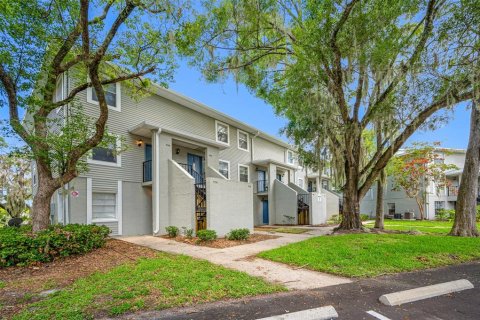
<box><xmin>152</xmin><ymin>129</ymin><xmax>162</xmax><ymax>234</ymax></box>
<box><xmin>117</xmin><ymin>180</ymin><xmax>123</xmax><ymax>235</ymax></box>
<box><xmin>86</xmin><ymin>178</ymin><xmax>92</xmax><ymax>224</ymax></box>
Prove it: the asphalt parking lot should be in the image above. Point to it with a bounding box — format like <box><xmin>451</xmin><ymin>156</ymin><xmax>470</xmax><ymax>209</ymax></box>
<box><xmin>117</xmin><ymin>261</ymin><xmax>480</xmax><ymax>320</ymax></box>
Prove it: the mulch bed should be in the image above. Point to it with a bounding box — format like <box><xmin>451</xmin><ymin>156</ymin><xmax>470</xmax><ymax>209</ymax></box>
<box><xmin>162</xmin><ymin>233</ymin><xmax>279</xmax><ymax>249</ymax></box>
<box><xmin>0</xmin><ymin>239</ymin><xmax>158</xmax><ymax>319</ymax></box>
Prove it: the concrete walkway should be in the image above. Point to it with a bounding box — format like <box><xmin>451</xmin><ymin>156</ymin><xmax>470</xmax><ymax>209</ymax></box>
<box><xmin>121</xmin><ymin>227</ymin><xmax>351</xmax><ymax>290</ymax></box>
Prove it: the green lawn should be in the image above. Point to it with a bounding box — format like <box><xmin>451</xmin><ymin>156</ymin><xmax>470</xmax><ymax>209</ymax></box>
<box><xmin>364</xmin><ymin>220</ymin><xmax>480</xmax><ymax>234</ymax></box>
<box><xmin>258</xmin><ymin>233</ymin><xmax>480</xmax><ymax>277</ymax></box>
<box><xmin>14</xmin><ymin>253</ymin><xmax>285</xmax><ymax>320</ymax></box>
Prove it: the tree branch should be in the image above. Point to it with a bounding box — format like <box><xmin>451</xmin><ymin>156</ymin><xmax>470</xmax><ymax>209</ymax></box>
<box><xmin>358</xmin><ymin>87</ymin><xmax>474</xmax><ymax>199</ymax></box>
<box><xmin>360</xmin><ymin>0</ymin><xmax>437</xmax><ymax>128</ymax></box>
<box><xmin>329</xmin><ymin>0</ymin><xmax>360</xmax><ymax>123</ymax></box>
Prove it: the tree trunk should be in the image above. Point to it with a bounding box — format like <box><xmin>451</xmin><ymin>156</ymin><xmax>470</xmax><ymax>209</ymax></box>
<box><xmin>450</xmin><ymin>103</ymin><xmax>480</xmax><ymax>237</ymax></box>
<box><xmin>374</xmin><ymin>169</ymin><xmax>385</xmax><ymax>229</ymax></box>
<box><xmin>31</xmin><ymin>166</ymin><xmax>58</xmax><ymax>232</ymax></box>
<box><xmin>338</xmin><ymin>138</ymin><xmax>362</xmax><ymax>230</ymax></box>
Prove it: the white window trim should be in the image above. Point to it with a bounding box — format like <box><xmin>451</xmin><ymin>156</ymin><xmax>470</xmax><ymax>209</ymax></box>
<box><xmin>237</xmin><ymin>129</ymin><xmax>250</xmax><ymax>152</ymax></box>
<box><xmin>87</xmin><ymin>135</ymin><xmax>122</xmax><ymax>167</ymax></box>
<box><xmin>298</xmin><ymin>178</ymin><xmax>303</xmax><ymax>188</ymax></box>
<box><xmin>238</xmin><ymin>164</ymin><xmax>250</xmax><ymax>183</ymax></box>
<box><xmin>32</xmin><ymin>164</ymin><xmax>37</xmax><ymax>187</ymax></box>
<box><xmin>86</xmin><ymin>81</ymin><xmax>121</xmax><ymax>112</ymax></box>
<box><xmin>286</xmin><ymin>150</ymin><xmax>295</xmax><ymax>165</ymax></box>
<box><xmin>219</xmin><ymin>159</ymin><xmax>230</xmax><ymax>180</ymax></box>
<box><xmin>55</xmin><ymin>74</ymin><xmax>64</xmax><ymax>113</ymax></box>
<box><xmin>215</xmin><ymin>120</ymin><xmax>230</xmax><ymax>145</ymax></box>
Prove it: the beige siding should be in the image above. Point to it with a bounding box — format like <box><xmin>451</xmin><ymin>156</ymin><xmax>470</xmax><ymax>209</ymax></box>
<box><xmin>253</xmin><ymin>137</ymin><xmax>286</xmax><ymax>163</ymax></box>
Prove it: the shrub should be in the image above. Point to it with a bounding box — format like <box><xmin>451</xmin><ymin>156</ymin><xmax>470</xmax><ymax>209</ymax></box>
<box><xmin>227</xmin><ymin>228</ymin><xmax>250</xmax><ymax>241</ymax></box>
<box><xmin>0</xmin><ymin>224</ymin><xmax>110</xmax><ymax>267</ymax></box>
<box><xmin>360</xmin><ymin>214</ymin><xmax>370</xmax><ymax>221</ymax></box>
<box><xmin>185</xmin><ymin>228</ymin><xmax>194</xmax><ymax>239</ymax></box>
<box><xmin>328</xmin><ymin>214</ymin><xmax>341</xmax><ymax>224</ymax></box>
<box><xmin>197</xmin><ymin>229</ymin><xmax>217</xmax><ymax>241</ymax></box>
<box><xmin>436</xmin><ymin>209</ymin><xmax>455</xmax><ymax>221</ymax></box>
<box><xmin>165</xmin><ymin>226</ymin><xmax>179</xmax><ymax>238</ymax></box>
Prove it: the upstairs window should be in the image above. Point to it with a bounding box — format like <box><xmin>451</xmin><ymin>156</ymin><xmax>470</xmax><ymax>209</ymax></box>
<box><xmin>219</xmin><ymin>160</ymin><xmax>230</xmax><ymax>179</ymax></box>
<box><xmin>237</xmin><ymin>130</ymin><xmax>249</xmax><ymax>151</ymax></box>
<box><xmin>287</xmin><ymin>150</ymin><xmax>295</xmax><ymax>164</ymax></box>
<box><xmin>92</xmin><ymin>145</ymin><xmax>117</xmax><ymax>163</ymax></box>
<box><xmin>89</xmin><ymin>136</ymin><xmax>121</xmax><ymax>167</ymax></box>
<box><xmin>239</xmin><ymin>164</ymin><xmax>249</xmax><ymax>182</ymax></box>
<box><xmin>87</xmin><ymin>82</ymin><xmax>121</xmax><ymax>111</ymax></box>
<box><xmin>216</xmin><ymin>121</ymin><xmax>229</xmax><ymax>144</ymax></box>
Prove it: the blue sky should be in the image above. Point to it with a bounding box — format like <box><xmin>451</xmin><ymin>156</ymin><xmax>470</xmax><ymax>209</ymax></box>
<box><xmin>0</xmin><ymin>60</ymin><xmax>470</xmax><ymax>149</ymax></box>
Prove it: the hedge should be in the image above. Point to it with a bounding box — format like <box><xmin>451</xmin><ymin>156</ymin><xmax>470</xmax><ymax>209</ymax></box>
<box><xmin>0</xmin><ymin>224</ymin><xmax>110</xmax><ymax>267</ymax></box>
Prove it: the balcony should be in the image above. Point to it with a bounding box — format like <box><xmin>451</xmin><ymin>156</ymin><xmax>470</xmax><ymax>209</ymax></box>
<box><xmin>255</xmin><ymin>180</ymin><xmax>268</xmax><ymax>193</ymax></box>
<box><xmin>143</xmin><ymin>160</ymin><xmax>152</xmax><ymax>182</ymax></box>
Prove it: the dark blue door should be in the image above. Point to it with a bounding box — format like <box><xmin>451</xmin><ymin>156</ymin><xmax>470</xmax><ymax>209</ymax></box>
<box><xmin>262</xmin><ymin>200</ymin><xmax>269</xmax><ymax>224</ymax></box>
<box><xmin>187</xmin><ymin>153</ymin><xmax>203</xmax><ymax>183</ymax></box>
<box><xmin>145</xmin><ymin>144</ymin><xmax>152</xmax><ymax>161</ymax></box>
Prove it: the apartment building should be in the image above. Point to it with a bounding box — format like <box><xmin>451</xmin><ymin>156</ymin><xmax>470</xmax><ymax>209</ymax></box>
<box><xmin>42</xmin><ymin>75</ymin><xmax>336</xmax><ymax>236</ymax></box>
<box><xmin>360</xmin><ymin>149</ymin><xmax>466</xmax><ymax>220</ymax></box>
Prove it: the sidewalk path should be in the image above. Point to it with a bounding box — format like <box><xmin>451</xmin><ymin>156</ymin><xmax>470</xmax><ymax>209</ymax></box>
<box><xmin>121</xmin><ymin>227</ymin><xmax>351</xmax><ymax>290</ymax></box>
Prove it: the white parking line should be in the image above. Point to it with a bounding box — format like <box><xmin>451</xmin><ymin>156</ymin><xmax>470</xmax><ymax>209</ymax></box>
<box><xmin>256</xmin><ymin>305</ymin><xmax>338</xmax><ymax>320</ymax></box>
<box><xmin>366</xmin><ymin>310</ymin><xmax>392</xmax><ymax>320</ymax></box>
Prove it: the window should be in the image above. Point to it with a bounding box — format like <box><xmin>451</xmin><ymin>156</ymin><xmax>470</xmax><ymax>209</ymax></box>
<box><xmin>237</xmin><ymin>130</ymin><xmax>249</xmax><ymax>151</ymax></box>
<box><xmin>286</xmin><ymin>150</ymin><xmax>294</xmax><ymax>164</ymax></box>
<box><xmin>216</xmin><ymin>121</ymin><xmax>229</xmax><ymax>144</ymax></box>
<box><xmin>88</xmin><ymin>136</ymin><xmax>121</xmax><ymax>167</ymax></box>
<box><xmin>92</xmin><ymin>193</ymin><xmax>117</xmax><ymax>220</ymax></box>
<box><xmin>219</xmin><ymin>160</ymin><xmax>230</xmax><ymax>179</ymax></box>
<box><xmin>87</xmin><ymin>82</ymin><xmax>121</xmax><ymax>111</ymax></box>
<box><xmin>54</xmin><ymin>75</ymin><xmax>64</xmax><ymax>103</ymax></box>
<box><xmin>387</xmin><ymin>203</ymin><xmax>395</xmax><ymax>215</ymax></box>
<box><xmin>276</xmin><ymin>173</ymin><xmax>283</xmax><ymax>181</ymax></box>
<box><xmin>238</xmin><ymin>164</ymin><xmax>249</xmax><ymax>182</ymax></box>
<box><xmin>298</xmin><ymin>178</ymin><xmax>304</xmax><ymax>188</ymax></box>
<box><xmin>434</xmin><ymin>201</ymin><xmax>445</xmax><ymax>216</ymax></box>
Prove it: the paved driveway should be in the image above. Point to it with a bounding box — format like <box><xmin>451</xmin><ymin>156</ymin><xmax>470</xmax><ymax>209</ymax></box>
<box><xmin>121</xmin><ymin>227</ymin><xmax>350</xmax><ymax>290</ymax></box>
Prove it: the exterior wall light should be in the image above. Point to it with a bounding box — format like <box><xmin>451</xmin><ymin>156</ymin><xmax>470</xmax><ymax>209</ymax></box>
<box><xmin>136</xmin><ymin>139</ymin><xmax>143</xmax><ymax>147</ymax></box>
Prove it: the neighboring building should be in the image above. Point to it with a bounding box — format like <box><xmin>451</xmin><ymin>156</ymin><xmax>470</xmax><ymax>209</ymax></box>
<box><xmin>38</xmin><ymin>74</ymin><xmax>337</xmax><ymax>236</ymax></box>
<box><xmin>360</xmin><ymin>148</ymin><xmax>466</xmax><ymax>220</ymax></box>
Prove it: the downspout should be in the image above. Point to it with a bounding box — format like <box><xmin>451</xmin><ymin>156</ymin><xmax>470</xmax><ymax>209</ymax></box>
<box><xmin>153</xmin><ymin>128</ymin><xmax>162</xmax><ymax>234</ymax></box>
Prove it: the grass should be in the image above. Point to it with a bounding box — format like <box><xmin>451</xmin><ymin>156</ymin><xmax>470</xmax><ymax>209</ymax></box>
<box><xmin>258</xmin><ymin>233</ymin><xmax>480</xmax><ymax>277</ymax></box>
<box><xmin>14</xmin><ymin>252</ymin><xmax>285</xmax><ymax>320</ymax></box>
<box><xmin>364</xmin><ymin>219</ymin><xmax>480</xmax><ymax>234</ymax></box>
<box><xmin>255</xmin><ymin>227</ymin><xmax>310</xmax><ymax>234</ymax></box>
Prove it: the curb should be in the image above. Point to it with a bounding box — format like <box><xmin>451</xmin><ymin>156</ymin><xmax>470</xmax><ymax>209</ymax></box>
<box><xmin>379</xmin><ymin>279</ymin><xmax>474</xmax><ymax>306</ymax></box>
<box><xmin>256</xmin><ymin>305</ymin><xmax>338</xmax><ymax>320</ymax></box>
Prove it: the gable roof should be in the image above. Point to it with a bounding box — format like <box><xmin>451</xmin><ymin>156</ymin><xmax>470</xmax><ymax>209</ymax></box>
<box><xmin>149</xmin><ymin>82</ymin><xmax>293</xmax><ymax>150</ymax></box>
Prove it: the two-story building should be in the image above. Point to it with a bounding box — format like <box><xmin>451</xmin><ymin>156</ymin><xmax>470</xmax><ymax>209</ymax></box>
<box><xmin>42</xmin><ymin>74</ymin><xmax>336</xmax><ymax>236</ymax></box>
<box><xmin>360</xmin><ymin>148</ymin><xmax>466</xmax><ymax>220</ymax></box>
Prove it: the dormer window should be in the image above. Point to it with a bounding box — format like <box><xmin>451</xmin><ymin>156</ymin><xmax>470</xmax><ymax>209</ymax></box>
<box><xmin>216</xmin><ymin>121</ymin><xmax>229</xmax><ymax>144</ymax></box>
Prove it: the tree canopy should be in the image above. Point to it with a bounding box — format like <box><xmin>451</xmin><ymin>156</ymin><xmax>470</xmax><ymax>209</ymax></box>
<box><xmin>180</xmin><ymin>0</ymin><xmax>479</xmax><ymax>229</ymax></box>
